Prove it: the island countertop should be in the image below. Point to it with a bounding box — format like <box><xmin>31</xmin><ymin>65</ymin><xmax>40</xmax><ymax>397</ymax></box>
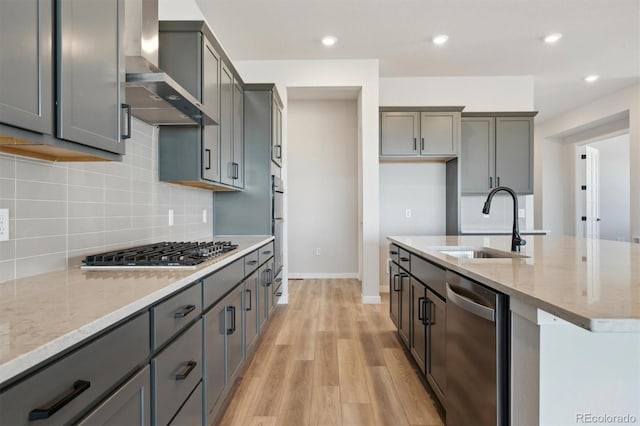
<box><xmin>388</xmin><ymin>235</ymin><xmax>640</xmax><ymax>333</ymax></box>
<box><xmin>0</xmin><ymin>236</ymin><xmax>273</xmax><ymax>387</ymax></box>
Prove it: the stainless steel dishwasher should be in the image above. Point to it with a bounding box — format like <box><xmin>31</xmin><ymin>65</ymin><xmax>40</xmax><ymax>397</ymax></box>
<box><xmin>445</xmin><ymin>271</ymin><xmax>509</xmax><ymax>426</ymax></box>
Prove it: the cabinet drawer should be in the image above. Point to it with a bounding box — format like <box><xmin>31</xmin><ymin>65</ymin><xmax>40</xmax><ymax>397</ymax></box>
<box><xmin>203</xmin><ymin>258</ymin><xmax>244</xmax><ymax>310</ymax></box>
<box><xmin>398</xmin><ymin>248</ymin><xmax>411</xmax><ymax>272</ymax></box>
<box><xmin>151</xmin><ymin>283</ymin><xmax>202</xmax><ymax>350</ymax></box>
<box><xmin>411</xmin><ymin>254</ymin><xmax>446</xmax><ymax>296</ymax></box>
<box><xmin>244</xmin><ymin>250</ymin><xmax>259</xmax><ymax>275</ymax></box>
<box><xmin>258</xmin><ymin>242</ymin><xmax>274</xmax><ymax>264</ymax></box>
<box><xmin>77</xmin><ymin>365</ymin><xmax>150</xmax><ymax>426</ymax></box>
<box><xmin>0</xmin><ymin>312</ymin><xmax>149</xmax><ymax>426</ymax></box>
<box><xmin>169</xmin><ymin>381</ymin><xmax>203</xmax><ymax>426</ymax></box>
<box><xmin>389</xmin><ymin>244</ymin><xmax>400</xmax><ymax>263</ymax></box>
<box><xmin>152</xmin><ymin>320</ymin><xmax>202</xmax><ymax>426</ymax></box>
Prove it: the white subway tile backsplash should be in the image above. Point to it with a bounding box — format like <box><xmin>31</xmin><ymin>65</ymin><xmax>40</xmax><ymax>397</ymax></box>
<box><xmin>16</xmin><ymin>253</ymin><xmax>66</xmax><ymax>279</ymax></box>
<box><xmin>16</xmin><ymin>236</ymin><xmax>66</xmax><ymax>258</ymax></box>
<box><xmin>15</xmin><ymin>219</ymin><xmax>67</xmax><ymax>239</ymax></box>
<box><xmin>16</xmin><ymin>180</ymin><xmax>67</xmax><ymax>201</ymax></box>
<box><xmin>0</xmin><ymin>120</ymin><xmax>213</xmax><ymax>283</ymax></box>
<box><xmin>16</xmin><ymin>200</ymin><xmax>66</xmax><ymax>219</ymax></box>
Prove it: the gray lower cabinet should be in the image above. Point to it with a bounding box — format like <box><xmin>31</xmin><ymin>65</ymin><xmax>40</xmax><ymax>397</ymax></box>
<box><xmin>461</xmin><ymin>113</ymin><xmax>535</xmax><ymax>194</ymax></box>
<box><xmin>57</xmin><ymin>0</ymin><xmax>126</xmax><ymax>154</ymax></box>
<box><xmin>0</xmin><ymin>0</ymin><xmax>53</xmax><ymax>134</ymax></box>
<box><xmin>77</xmin><ymin>366</ymin><xmax>151</xmax><ymax>426</ymax></box>
<box><xmin>0</xmin><ymin>313</ymin><xmax>149</xmax><ymax>426</ymax></box>
<box><xmin>151</xmin><ymin>320</ymin><xmax>202</xmax><ymax>425</ymax></box>
<box><xmin>410</xmin><ymin>278</ymin><xmax>427</xmax><ymax>374</ymax></box>
<box><xmin>389</xmin><ymin>261</ymin><xmax>400</xmax><ymax>327</ymax></box>
<box><xmin>264</xmin><ymin>257</ymin><xmax>276</xmax><ymax>318</ymax></box>
<box><xmin>244</xmin><ymin>270</ymin><xmax>260</xmax><ymax>351</ymax></box>
<box><xmin>226</xmin><ymin>286</ymin><xmax>245</xmax><ymax>381</ymax></box>
<box><xmin>380</xmin><ymin>110</ymin><xmax>461</xmax><ymax>157</ymax></box>
<box><xmin>398</xmin><ymin>270</ymin><xmax>411</xmax><ymax>346</ymax></box>
<box><xmin>169</xmin><ymin>381</ymin><xmax>203</xmax><ymax>426</ymax></box>
<box><xmin>427</xmin><ymin>289</ymin><xmax>446</xmax><ymax>402</ymax></box>
<box><xmin>151</xmin><ymin>282</ymin><xmax>202</xmax><ymax>351</ymax></box>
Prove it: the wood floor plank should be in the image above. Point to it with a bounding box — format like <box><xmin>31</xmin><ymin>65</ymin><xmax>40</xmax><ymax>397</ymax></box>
<box><xmin>341</xmin><ymin>403</ymin><xmax>376</xmax><ymax>426</ymax></box>
<box><xmin>365</xmin><ymin>365</ymin><xmax>410</xmax><ymax>426</ymax></box>
<box><xmin>309</xmin><ymin>386</ymin><xmax>342</xmax><ymax>426</ymax></box>
<box><xmin>356</xmin><ymin>320</ymin><xmax>386</xmax><ymax>366</ymax></box>
<box><xmin>313</xmin><ymin>331</ymin><xmax>340</xmax><ymax>386</ymax></box>
<box><xmin>218</xmin><ymin>377</ymin><xmax>262</xmax><ymax>426</ymax></box>
<box><xmin>249</xmin><ymin>345</ymin><xmax>293</xmax><ymax>417</ymax></box>
<box><xmin>337</xmin><ymin>339</ymin><xmax>370</xmax><ymax>403</ymax></box>
<box><xmin>246</xmin><ymin>416</ymin><xmax>277</xmax><ymax>426</ymax></box>
<box><xmin>277</xmin><ymin>359</ymin><xmax>314</xmax><ymax>426</ymax></box>
<box><xmin>383</xmin><ymin>347</ymin><xmax>443</xmax><ymax>425</ymax></box>
<box><xmin>293</xmin><ymin>315</ymin><xmax>317</xmax><ymax>360</ymax></box>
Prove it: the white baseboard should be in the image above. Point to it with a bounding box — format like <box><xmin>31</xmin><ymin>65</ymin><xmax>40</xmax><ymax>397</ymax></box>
<box><xmin>361</xmin><ymin>295</ymin><xmax>382</xmax><ymax>304</ymax></box>
<box><xmin>288</xmin><ymin>272</ymin><xmax>359</xmax><ymax>280</ymax></box>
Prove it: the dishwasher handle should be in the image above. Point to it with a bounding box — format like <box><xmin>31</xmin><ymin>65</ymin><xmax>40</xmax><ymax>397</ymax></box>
<box><xmin>446</xmin><ymin>282</ymin><xmax>495</xmax><ymax>322</ymax></box>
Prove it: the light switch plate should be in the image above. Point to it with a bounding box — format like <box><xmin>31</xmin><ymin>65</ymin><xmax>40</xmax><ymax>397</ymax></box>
<box><xmin>0</xmin><ymin>209</ymin><xmax>9</xmax><ymax>241</ymax></box>
<box><xmin>168</xmin><ymin>209</ymin><xmax>174</xmax><ymax>226</ymax></box>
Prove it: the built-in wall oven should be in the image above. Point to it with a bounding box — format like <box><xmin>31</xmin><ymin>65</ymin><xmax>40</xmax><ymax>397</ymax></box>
<box><xmin>272</xmin><ymin>176</ymin><xmax>284</xmax><ymax>295</ymax></box>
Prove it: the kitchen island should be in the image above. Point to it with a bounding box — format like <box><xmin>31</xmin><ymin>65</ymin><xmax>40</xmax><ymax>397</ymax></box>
<box><xmin>388</xmin><ymin>235</ymin><xmax>640</xmax><ymax>425</ymax></box>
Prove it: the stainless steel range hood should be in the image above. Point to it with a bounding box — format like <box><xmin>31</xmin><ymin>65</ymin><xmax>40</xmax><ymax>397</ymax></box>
<box><xmin>124</xmin><ymin>0</ymin><xmax>217</xmax><ymax>126</ymax></box>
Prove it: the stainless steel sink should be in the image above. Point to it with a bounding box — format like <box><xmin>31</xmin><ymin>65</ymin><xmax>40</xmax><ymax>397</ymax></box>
<box><xmin>437</xmin><ymin>247</ymin><xmax>528</xmax><ymax>259</ymax></box>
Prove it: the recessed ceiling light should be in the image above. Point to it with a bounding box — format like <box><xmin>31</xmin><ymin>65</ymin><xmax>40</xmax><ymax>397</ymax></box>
<box><xmin>321</xmin><ymin>36</ymin><xmax>337</xmax><ymax>47</ymax></box>
<box><xmin>543</xmin><ymin>33</ymin><xmax>563</xmax><ymax>44</ymax></box>
<box><xmin>432</xmin><ymin>34</ymin><xmax>449</xmax><ymax>45</ymax></box>
<box><xmin>584</xmin><ymin>75</ymin><xmax>600</xmax><ymax>83</ymax></box>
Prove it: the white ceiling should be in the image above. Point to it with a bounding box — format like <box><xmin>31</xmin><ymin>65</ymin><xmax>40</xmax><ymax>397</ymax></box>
<box><xmin>198</xmin><ymin>0</ymin><xmax>640</xmax><ymax>122</ymax></box>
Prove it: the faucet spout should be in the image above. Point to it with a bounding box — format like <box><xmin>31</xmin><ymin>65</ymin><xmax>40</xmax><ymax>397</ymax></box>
<box><xmin>482</xmin><ymin>186</ymin><xmax>526</xmax><ymax>252</ymax></box>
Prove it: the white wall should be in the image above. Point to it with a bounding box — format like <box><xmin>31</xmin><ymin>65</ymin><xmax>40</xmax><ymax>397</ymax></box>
<box><xmin>588</xmin><ymin>134</ymin><xmax>631</xmax><ymax>242</ymax></box>
<box><xmin>234</xmin><ymin>59</ymin><xmax>380</xmax><ymax>304</ymax></box>
<box><xmin>287</xmin><ymin>100</ymin><xmax>358</xmax><ymax>277</ymax></box>
<box><xmin>535</xmin><ymin>84</ymin><xmax>640</xmax><ymax>237</ymax></box>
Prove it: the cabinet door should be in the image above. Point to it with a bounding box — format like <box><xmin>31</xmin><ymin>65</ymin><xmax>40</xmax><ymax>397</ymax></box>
<box><xmin>168</xmin><ymin>381</ymin><xmax>202</xmax><ymax>426</ymax></box>
<box><xmin>220</xmin><ymin>63</ymin><xmax>234</xmax><ymax>185</ymax></box>
<box><xmin>202</xmin><ymin>126</ymin><xmax>221</xmax><ymax>182</ymax></box>
<box><xmin>266</xmin><ymin>257</ymin><xmax>276</xmax><ymax>316</ymax></box>
<box><xmin>380</xmin><ymin>112</ymin><xmax>419</xmax><ymax>156</ymax></box>
<box><xmin>244</xmin><ymin>272</ymin><xmax>259</xmax><ymax>351</ymax></box>
<box><xmin>57</xmin><ymin>0</ymin><xmax>125</xmax><ymax>154</ymax></box>
<box><xmin>202</xmin><ymin>38</ymin><xmax>220</xmax><ymax>122</ymax></box>
<box><xmin>258</xmin><ymin>264</ymin><xmax>269</xmax><ymax>328</ymax></box>
<box><xmin>203</xmin><ymin>311</ymin><xmax>225</xmax><ymax>415</ymax></box>
<box><xmin>272</xmin><ymin>97</ymin><xmax>282</xmax><ymax>166</ymax></box>
<box><xmin>427</xmin><ymin>290</ymin><xmax>446</xmax><ymax>401</ymax></box>
<box><xmin>0</xmin><ymin>0</ymin><xmax>53</xmax><ymax>134</ymax></box>
<box><xmin>410</xmin><ymin>279</ymin><xmax>427</xmax><ymax>374</ymax></box>
<box><xmin>398</xmin><ymin>271</ymin><xmax>411</xmax><ymax>347</ymax></box>
<box><xmin>77</xmin><ymin>366</ymin><xmax>150</xmax><ymax>426</ymax></box>
<box><xmin>226</xmin><ymin>286</ymin><xmax>244</xmax><ymax>382</ymax></box>
<box><xmin>495</xmin><ymin>116</ymin><xmax>533</xmax><ymax>194</ymax></box>
<box><xmin>461</xmin><ymin>117</ymin><xmax>495</xmax><ymax>194</ymax></box>
<box><xmin>389</xmin><ymin>262</ymin><xmax>400</xmax><ymax>327</ymax></box>
<box><xmin>232</xmin><ymin>81</ymin><xmax>244</xmax><ymax>188</ymax></box>
<box><xmin>420</xmin><ymin>112</ymin><xmax>458</xmax><ymax>155</ymax></box>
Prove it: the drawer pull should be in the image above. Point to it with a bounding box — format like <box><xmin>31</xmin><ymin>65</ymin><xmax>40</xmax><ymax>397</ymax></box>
<box><xmin>174</xmin><ymin>305</ymin><xmax>196</xmax><ymax>319</ymax></box>
<box><xmin>175</xmin><ymin>361</ymin><xmax>197</xmax><ymax>381</ymax></box>
<box><xmin>247</xmin><ymin>260</ymin><xmax>258</xmax><ymax>266</ymax></box>
<box><xmin>29</xmin><ymin>380</ymin><xmax>91</xmax><ymax>421</ymax></box>
<box><xmin>400</xmin><ymin>256</ymin><xmax>410</xmax><ymax>262</ymax></box>
<box><xmin>389</xmin><ymin>250</ymin><xmax>398</xmax><ymax>255</ymax></box>
<box><xmin>262</xmin><ymin>250</ymin><xmax>272</xmax><ymax>255</ymax></box>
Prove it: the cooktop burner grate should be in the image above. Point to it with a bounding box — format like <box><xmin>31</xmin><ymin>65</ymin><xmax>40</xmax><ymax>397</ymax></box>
<box><xmin>82</xmin><ymin>241</ymin><xmax>238</xmax><ymax>269</ymax></box>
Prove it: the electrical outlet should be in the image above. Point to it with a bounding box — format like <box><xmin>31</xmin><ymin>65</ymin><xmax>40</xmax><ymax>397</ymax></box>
<box><xmin>315</xmin><ymin>248</ymin><xmax>321</xmax><ymax>256</ymax></box>
<box><xmin>202</xmin><ymin>209</ymin><xmax>207</xmax><ymax>223</ymax></box>
<box><xmin>168</xmin><ymin>209</ymin><xmax>174</xmax><ymax>226</ymax></box>
<box><xmin>0</xmin><ymin>209</ymin><xmax>8</xmax><ymax>241</ymax></box>
<box><xmin>405</xmin><ymin>209</ymin><xmax>412</xmax><ymax>218</ymax></box>
<box><xmin>518</xmin><ymin>208</ymin><xmax>525</xmax><ymax>218</ymax></box>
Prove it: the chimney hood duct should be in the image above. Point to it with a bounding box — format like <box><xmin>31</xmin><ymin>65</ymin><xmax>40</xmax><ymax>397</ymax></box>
<box><xmin>124</xmin><ymin>0</ymin><xmax>217</xmax><ymax>126</ymax></box>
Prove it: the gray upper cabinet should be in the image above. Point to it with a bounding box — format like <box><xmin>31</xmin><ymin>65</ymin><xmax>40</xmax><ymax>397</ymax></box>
<box><xmin>203</xmin><ymin>39</ymin><xmax>221</xmax><ymax>122</ymax></box>
<box><xmin>460</xmin><ymin>113</ymin><xmax>535</xmax><ymax>195</ymax></box>
<box><xmin>380</xmin><ymin>112</ymin><xmax>419</xmax><ymax>156</ymax></box>
<box><xmin>272</xmin><ymin>97</ymin><xmax>283</xmax><ymax>166</ymax></box>
<box><xmin>232</xmin><ymin>81</ymin><xmax>244</xmax><ymax>188</ymax></box>
<box><xmin>420</xmin><ymin>112</ymin><xmax>458</xmax><ymax>155</ymax></box>
<box><xmin>220</xmin><ymin>63</ymin><xmax>234</xmax><ymax>186</ymax></box>
<box><xmin>380</xmin><ymin>109</ymin><xmax>461</xmax><ymax>158</ymax></box>
<box><xmin>57</xmin><ymin>0</ymin><xmax>126</xmax><ymax>155</ymax></box>
<box><xmin>0</xmin><ymin>0</ymin><xmax>125</xmax><ymax>161</ymax></box>
<box><xmin>0</xmin><ymin>0</ymin><xmax>53</xmax><ymax>134</ymax></box>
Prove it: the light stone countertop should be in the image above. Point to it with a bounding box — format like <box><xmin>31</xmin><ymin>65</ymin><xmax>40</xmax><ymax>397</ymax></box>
<box><xmin>460</xmin><ymin>229</ymin><xmax>549</xmax><ymax>235</ymax></box>
<box><xmin>388</xmin><ymin>235</ymin><xmax>640</xmax><ymax>333</ymax></box>
<box><xmin>0</xmin><ymin>236</ymin><xmax>273</xmax><ymax>387</ymax></box>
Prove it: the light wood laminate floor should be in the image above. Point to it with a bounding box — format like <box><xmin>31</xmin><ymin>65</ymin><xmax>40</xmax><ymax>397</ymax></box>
<box><xmin>217</xmin><ymin>279</ymin><xmax>444</xmax><ymax>426</ymax></box>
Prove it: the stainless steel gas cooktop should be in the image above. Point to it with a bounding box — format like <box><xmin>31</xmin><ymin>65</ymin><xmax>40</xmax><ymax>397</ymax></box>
<box><xmin>81</xmin><ymin>241</ymin><xmax>238</xmax><ymax>270</ymax></box>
